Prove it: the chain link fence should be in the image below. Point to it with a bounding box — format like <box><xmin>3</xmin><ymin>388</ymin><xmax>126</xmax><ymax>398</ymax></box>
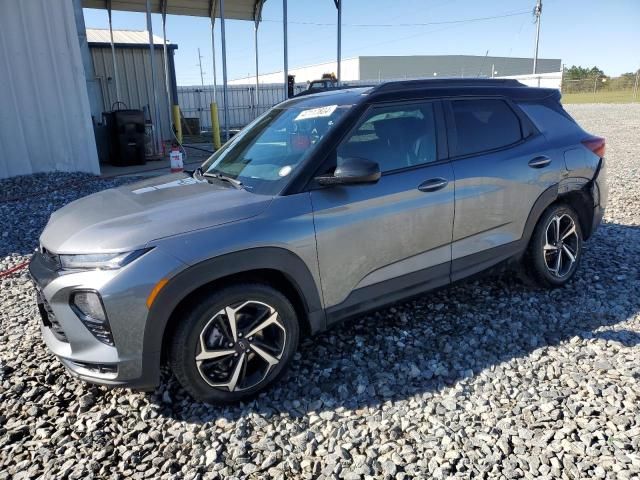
<box><xmin>562</xmin><ymin>75</ymin><xmax>640</xmax><ymax>103</ymax></box>
<box><xmin>177</xmin><ymin>83</ymin><xmax>307</xmax><ymax>142</ymax></box>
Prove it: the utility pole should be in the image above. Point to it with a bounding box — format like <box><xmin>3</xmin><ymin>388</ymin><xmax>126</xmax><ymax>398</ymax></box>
<box><xmin>532</xmin><ymin>0</ymin><xmax>542</xmax><ymax>74</ymax></box>
<box><xmin>336</xmin><ymin>0</ymin><xmax>341</xmax><ymax>85</ymax></box>
<box><xmin>197</xmin><ymin>48</ymin><xmax>205</xmax><ymax>88</ymax></box>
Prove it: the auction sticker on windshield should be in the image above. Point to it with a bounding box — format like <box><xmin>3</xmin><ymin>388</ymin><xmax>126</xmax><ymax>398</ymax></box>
<box><xmin>295</xmin><ymin>105</ymin><xmax>337</xmax><ymax>121</ymax></box>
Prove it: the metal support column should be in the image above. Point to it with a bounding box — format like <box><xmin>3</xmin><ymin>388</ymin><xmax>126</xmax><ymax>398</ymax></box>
<box><xmin>210</xmin><ymin>3</ymin><xmax>218</xmax><ymax>100</ymax></box>
<box><xmin>254</xmin><ymin>1</ymin><xmax>264</xmax><ymax>117</ymax></box>
<box><xmin>283</xmin><ymin>0</ymin><xmax>288</xmax><ymax>99</ymax></box>
<box><xmin>254</xmin><ymin>25</ymin><xmax>260</xmax><ymax>116</ymax></box>
<box><xmin>106</xmin><ymin>0</ymin><xmax>120</xmax><ymax>105</ymax></box>
<box><xmin>160</xmin><ymin>0</ymin><xmax>174</xmax><ymax>140</ymax></box>
<box><xmin>220</xmin><ymin>0</ymin><xmax>230</xmax><ymax>141</ymax></box>
<box><xmin>335</xmin><ymin>0</ymin><xmax>341</xmax><ymax>84</ymax></box>
<box><xmin>209</xmin><ymin>0</ymin><xmax>221</xmax><ymax>149</ymax></box>
<box><xmin>146</xmin><ymin>0</ymin><xmax>161</xmax><ymax>155</ymax></box>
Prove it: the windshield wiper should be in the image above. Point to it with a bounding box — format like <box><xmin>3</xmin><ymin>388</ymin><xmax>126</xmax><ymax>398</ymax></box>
<box><xmin>203</xmin><ymin>171</ymin><xmax>244</xmax><ymax>189</ymax></box>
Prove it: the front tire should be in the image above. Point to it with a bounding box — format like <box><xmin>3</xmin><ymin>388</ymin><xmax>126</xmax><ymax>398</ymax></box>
<box><xmin>169</xmin><ymin>283</ymin><xmax>299</xmax><ymax>403</ymax></box>
<box><xmin>525</xmin><ymin>203</ymin><xmax>583</xmax><ymax>288</ymax></box>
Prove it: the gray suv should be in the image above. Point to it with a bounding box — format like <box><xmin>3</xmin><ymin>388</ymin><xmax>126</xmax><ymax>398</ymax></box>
<box><xmin>30</xmin><ymin>79</ymin><xmax>607</xmax><ymax>403</ymax></box>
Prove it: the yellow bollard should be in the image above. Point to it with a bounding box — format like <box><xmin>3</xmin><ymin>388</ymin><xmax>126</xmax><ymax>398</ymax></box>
<box><xmin>172</xmin><ymin>105</ymin><xmax>182</xmax><ymax>144</ymax></box>
<box><xmin>210</xmin><ymin>102</ymin><xmax>221</xmax><ymax>150</ymax></box>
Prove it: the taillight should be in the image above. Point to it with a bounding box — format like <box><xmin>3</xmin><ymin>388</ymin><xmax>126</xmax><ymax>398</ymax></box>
<box><xmin>582</xmin><ymin>136</ymin><xmax>606</xmax><ymax>158</ymax></box>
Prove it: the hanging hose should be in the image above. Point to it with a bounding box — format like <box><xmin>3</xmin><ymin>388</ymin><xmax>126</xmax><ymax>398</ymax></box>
<box><xmin>182</xmin><ymin>144</ymin><xmax>214</xmax><ymax>154</ymax></box>
<box><xmin>0</xmin><ymin>261</ymin><xmax>29</xmax><ymax>279</ymax></box>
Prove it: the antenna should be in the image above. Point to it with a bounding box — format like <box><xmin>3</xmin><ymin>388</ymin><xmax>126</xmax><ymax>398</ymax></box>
<box><xmin>532</xmin><ymin>0</ymin><xmax>542</xmax><ymax>74</ymax></box>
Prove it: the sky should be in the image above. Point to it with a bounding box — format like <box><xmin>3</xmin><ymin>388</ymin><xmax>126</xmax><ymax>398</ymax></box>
<box><xmin>83</xmin><ymin>0</ymin><xmax>640</xmax><ymax>86</ymax></box>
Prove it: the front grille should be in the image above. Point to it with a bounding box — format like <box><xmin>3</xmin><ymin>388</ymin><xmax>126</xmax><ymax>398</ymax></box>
<box><xmin>35</xmin><ymin>288</ymin><xmax>68</xmax><ymax>343</ymax></box>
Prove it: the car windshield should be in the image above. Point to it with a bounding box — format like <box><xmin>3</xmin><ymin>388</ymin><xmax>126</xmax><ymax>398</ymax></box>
<box><xmin>201</xmin><ymin>103</ymin><xmax>351</xmax><ymax>194</ymax></box>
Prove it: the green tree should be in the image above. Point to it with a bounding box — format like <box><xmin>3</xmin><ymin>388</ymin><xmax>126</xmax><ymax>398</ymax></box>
<box><xmin>564</xmin><ymin>65</ymin><xmax>607</xmax><ymax>79</ymax></box>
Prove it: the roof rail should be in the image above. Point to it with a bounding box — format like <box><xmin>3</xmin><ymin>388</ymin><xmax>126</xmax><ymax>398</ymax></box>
<box><xmin>371</xmin><ymin>78</ymin><xmax>525</xmax><ymax>94</ymax></box>
<box><xmin>292</xmin><ymin>84</ymin><xmax>375</xmax><ymax>98</ymax></box>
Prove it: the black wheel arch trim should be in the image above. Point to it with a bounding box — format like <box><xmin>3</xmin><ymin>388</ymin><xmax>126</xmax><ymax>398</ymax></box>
<box><xmin>140</xmin><ymin>247</ymin><xmax>325</xmax><ymax>387</ymax></box>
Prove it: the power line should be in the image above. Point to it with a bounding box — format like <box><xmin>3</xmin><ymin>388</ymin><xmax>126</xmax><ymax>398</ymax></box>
<box><xmin>261</xmin><ymin>10</ymin><xmax>531</xmax><ymax>28</ymax></box>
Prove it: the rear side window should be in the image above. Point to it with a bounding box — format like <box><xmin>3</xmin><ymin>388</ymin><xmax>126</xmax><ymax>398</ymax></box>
<box><xmin>517</xmin><ymin>102</ymin><xmax>583</xmax><ymax>137</ymax></box>
<box><xmin>451</xmin><ymin>99</ymin><xmax>522</xmax><ymax>156</ymax></box>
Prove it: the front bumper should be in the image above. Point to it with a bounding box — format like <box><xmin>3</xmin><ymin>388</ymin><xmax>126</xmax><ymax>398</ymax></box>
<box><xmin>29</xmin><ymin>247</ymin><xmax>185</xmax><ymax>389</ymax></box>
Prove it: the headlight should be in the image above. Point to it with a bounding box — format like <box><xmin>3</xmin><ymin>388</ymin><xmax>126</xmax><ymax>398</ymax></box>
<box><xmin>59</xmin><ymin>248</ymin><xmax>151</xmax><ymax>270</ymax></box>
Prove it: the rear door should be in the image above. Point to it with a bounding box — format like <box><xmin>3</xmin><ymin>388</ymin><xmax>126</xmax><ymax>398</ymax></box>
<box><xmin>445</xmin><ymin>97</ymin><xmax>561</xmax><ymax>280</ymax></box>
<box><xmin>310</xmin><ymin>100</ymin><xmax>454</xmax><ymax>317</ymax></box>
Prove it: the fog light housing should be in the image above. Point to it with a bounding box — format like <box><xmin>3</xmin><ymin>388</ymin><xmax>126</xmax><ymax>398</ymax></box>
<box><xmin>70</xmin><ymin>291</ymin><xmax>114</xmax><ymax>346</ymax></box>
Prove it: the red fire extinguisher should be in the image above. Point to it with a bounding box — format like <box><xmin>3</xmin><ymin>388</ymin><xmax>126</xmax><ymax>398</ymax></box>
<box><xmin>170</xmin><ymin>144</ymin><xmax>183</xmax><ymax>173</ymax></box>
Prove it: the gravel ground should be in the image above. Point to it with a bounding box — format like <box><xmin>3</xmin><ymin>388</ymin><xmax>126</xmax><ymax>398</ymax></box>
<box><xmin>1</xmin><ymin>104</ymin><xmax>639</xmax><ymax>479</ymax></box>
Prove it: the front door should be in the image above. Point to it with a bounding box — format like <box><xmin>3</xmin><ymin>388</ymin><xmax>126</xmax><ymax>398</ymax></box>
<box><xmin>310</xmin><ymin>100</ymin><xmax>455</xmax><ymax>320</ymax></box>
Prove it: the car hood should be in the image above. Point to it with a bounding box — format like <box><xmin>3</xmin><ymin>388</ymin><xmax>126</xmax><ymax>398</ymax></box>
<box><xmin>41</xmin><ymin>173</ymin><xmax>273</xmax><ymax>253</ymax></box>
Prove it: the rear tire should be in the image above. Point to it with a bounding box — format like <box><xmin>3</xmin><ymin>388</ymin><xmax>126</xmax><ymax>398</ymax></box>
<box><xmin>169</xmin><ymin>283</ymin><xmax>299</xmax><ymax>403</ymax></box>
<box><xmin>524</xmin><ymin>203</ymin><xmax>583</xmax><ymax>288</ymax></box>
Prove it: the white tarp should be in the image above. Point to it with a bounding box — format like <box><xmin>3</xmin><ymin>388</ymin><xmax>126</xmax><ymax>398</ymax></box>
<box><xmin>0</xmin><ymin>0</ymin><xmax>99</xmax><ymax>179</ymax></box>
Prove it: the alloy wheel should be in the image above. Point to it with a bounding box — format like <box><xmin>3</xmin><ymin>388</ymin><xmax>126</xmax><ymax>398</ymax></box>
<box><xmin>543</xmin><ymin>213</ymin><xmax>579</xmax><ymax>278</ymax></box>
<box><xmin>195</xmin><ymin>300</ymin><xmax>286</xmax><ymax>392</ymax></box>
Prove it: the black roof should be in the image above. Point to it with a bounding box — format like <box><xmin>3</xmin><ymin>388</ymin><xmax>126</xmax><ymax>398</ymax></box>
<box><xmin>281</xmin><ymin>78</ymin><xmax>559</xmax><ymax>109</ymax></box>
<box><xmin>372</xmin><ymin>78</ymin><xmax>524</xmax><ymax>92</ymax></box>
<box><xmin>280</xmin><ymin>87</ymin><xmax>372</xmax><ymax>108</ymax></box>
<box><xmin>367</xmin><ymin>78</ymin><xmax>559</xmax><ymax>103</ymax></box>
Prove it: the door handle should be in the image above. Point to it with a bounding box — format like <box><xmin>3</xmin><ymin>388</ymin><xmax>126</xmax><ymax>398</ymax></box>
<box><xmin>528</xmin><ymin>155</ymin><xmax>551</xmax><ymax>168</ymax></box>
<box><xmin>418</xmin><ymin>177</ymin><xmax>448</xmax><ymax>192</ymax></box>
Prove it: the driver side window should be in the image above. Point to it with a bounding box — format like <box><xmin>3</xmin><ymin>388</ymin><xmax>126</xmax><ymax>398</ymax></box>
<box><xmin>337</xmin><ymin>102</ymin><xmax>437</xmax><ymax>173</ymax></box>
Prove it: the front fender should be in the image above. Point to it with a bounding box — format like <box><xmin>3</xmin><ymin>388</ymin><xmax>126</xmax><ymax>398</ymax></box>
<box><xmin>140</xmin><ymin>247</ymin><xmax>325</xmax><ymax>386</ymax></box>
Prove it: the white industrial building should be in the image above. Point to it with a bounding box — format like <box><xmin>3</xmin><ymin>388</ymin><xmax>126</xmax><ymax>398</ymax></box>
<box><xmin>0</xmin><ymin>1</ymin><xmax>181</xmax><ymax>178</ymax></box>
<box><xmin>229</xmin><ymin>55</ymin><xmax>563</xmax><ymax>85</ymax></box>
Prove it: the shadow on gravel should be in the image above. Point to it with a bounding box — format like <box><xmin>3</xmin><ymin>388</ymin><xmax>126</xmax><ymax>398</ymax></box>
<box><xmin>149</xmin><ymin>221</ymin><xmax>640</xmax><ymax>423</ymax></box>
<box><xmin>0</xmin><ymin>173</ymin><xmax>144</xmax><ymax>257</ymax></box>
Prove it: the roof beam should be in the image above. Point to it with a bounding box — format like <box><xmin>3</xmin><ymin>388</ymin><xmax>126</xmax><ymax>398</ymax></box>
<box><xmin>83</xmin><ymin>0</ymin><xmax>258</xmax><ymax>21</ymax></box>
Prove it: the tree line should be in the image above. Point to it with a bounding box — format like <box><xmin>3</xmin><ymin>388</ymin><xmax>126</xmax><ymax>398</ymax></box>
<box><xmin>562</xmin><ymin>65</ymin><xmax>639</xmax><ymax>93</ymax></box>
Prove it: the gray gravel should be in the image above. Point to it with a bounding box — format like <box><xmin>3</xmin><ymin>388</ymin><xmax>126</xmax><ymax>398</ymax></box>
<box><xmin>1</xmin><ymin>103</ymin><xmax>640</xmax><ymax>479</ymax></box>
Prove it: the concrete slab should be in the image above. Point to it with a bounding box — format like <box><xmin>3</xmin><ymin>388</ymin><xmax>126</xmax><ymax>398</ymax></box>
<box><xmin>100</xmin><ymin>144</ymin><xmax>214</xmax><ymax>178</ymax></box>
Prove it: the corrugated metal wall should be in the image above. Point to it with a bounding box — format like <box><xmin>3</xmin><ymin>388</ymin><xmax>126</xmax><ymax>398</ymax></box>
<box><xmin>359</xmin><ymin>55</ymin><xmax>562</xmax><ymax>80</ymax></box>
<box><xmin>90</xmin><ymin>45</ymin><xmax>173</xmax><ymax>143</ymax></box>
<box><xmin>177</xmin><ymin>83</ymin><xmax>306</xmax><ymax>130</ymax></box>
<box><xmin>0</xmin><ymin>0</ymin><xmax>99</xmax><ymax>179</ymax></box>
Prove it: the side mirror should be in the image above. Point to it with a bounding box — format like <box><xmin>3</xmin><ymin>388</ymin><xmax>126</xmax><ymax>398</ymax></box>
<box><xmin>315</xmin><ymin>157</ymin><xmax>381</xmax><ymax>186</ymax></box>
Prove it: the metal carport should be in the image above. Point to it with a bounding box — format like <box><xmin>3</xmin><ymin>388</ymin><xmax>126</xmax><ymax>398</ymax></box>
<box><xmin>82</xmin><ymin>0</ymin><xmax>344</xmax><ymax>145</ymax></box>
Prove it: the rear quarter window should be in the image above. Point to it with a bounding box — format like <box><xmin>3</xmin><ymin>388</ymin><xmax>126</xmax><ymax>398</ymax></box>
<box><xmin>517</xmin><ymin>102</ymin><xmax>584</xmax><ymax>137</ymax></box>
<box><xmin>451</xmin><ymin>99</ymin><xmax>522</xmax><ymax>156</ymax></box>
